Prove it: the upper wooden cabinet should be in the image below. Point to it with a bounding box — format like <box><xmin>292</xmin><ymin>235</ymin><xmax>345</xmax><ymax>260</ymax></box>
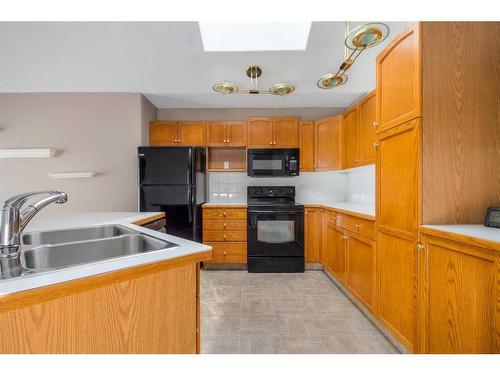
<box><xmin>274</xmin><ymin>117</ymin><xmax>299</xmax><ymax>148</ymax></box>
<box><xmin>299</xmin><ymin>121</ymin><xmax>315</xmax><ymax>172</ymax></box>
<box><xmin>149</xmin><ymin>121</ymin><xmax>178</xmax><ymax>146</ymax></box>
<box><xmin>207</xmin><ymin>121</ymin><xmax>247</xmax><ymax>147</ymax></box>
<box><xmin>358</xmin><ymin>90</ymin><xmax>377</xmax><ymax>164</ymax></box>
<box><xmin>314</xmin><ymin>115</ymin><xmax>343</xmax><ymax>171</ymax></box>
<box><xmin>247</xmin><ymin>117</ymin><xmax>298</xmax><ymax>148</ymax></box>
<box><xmin>376</xmin><ymin>22</ymin><xmax>422</xmax><ymax>133</ymax></box>
<box><xmin>342</xmin><ymin>106</ymin><xmax>359</xmax><ymax>169</ymax></box>
<box><xmin>150</xmin><ymin>121</ymin><xmax>206</xmax><ymax>147</ymax></box>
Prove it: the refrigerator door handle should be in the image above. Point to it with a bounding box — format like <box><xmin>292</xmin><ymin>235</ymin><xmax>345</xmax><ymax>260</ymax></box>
<box><xmin>187</xmin><ymin>186</ymin><xmax>193</xmax><ymax>223</ymax></box>
<box><xmin>187</xmin><ymin>148</ymin><xmax>193</xmax><ymax>186</ymax></box>
<box><xmin>138</xmin><ymin>153</ymin><xmax>145</xmax><ymax>184</ymax></box>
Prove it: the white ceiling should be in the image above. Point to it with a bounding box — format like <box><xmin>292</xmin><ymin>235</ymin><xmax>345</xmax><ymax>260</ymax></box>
<box><xmin>0</xmin><ymin>21</ymin><xmax>408</xmax><ymax>109</ymax></box>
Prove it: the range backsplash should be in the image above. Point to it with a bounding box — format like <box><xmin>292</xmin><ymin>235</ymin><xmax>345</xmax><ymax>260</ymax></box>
<box><xmin>208</xmin><ymin>165</ymin><xmax>375</xmax><ymax>205</ymax></box>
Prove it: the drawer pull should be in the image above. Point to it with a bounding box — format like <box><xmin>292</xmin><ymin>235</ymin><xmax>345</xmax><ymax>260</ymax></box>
<box><xmin>355</xmin><ymin>224</ymin><xmax>360</xmax><ymax>229</ymax></box>
<box><xmin>342</xmin><ymin>235</ymin><xmax>348</xmax><ymax>240</ymax></box>
<box><xmin>223</xmin><ymin>211</ymin><xmax>226</xmax><ymax>217</ymax></box>
<box><xmin>223</xmin><ymin>222</ymin><xmax>227</xmax><ymax>228</ymax></box>
<box><xmin>223</xmin><ymin>251</ymin><xmax>227</xmax><ymax>255</ymax></box>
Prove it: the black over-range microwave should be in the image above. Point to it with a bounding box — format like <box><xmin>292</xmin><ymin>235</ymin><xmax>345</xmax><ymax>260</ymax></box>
<box><xmin>247</xmin><ymin>148</ymin><xmax>300</xmax><ymax>177</ymax></box>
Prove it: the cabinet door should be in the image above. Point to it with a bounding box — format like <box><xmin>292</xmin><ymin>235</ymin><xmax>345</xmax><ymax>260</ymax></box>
<box><xmin>358</xmin><ymin>90</ymin><xmax>377</xmax><ymax>165</ymax></box>
<box><xmin>178</xmin><ymin>121</ymin><xmax>207</xmax><ymax>146</ymax></box>
<box><xmin>346</xmin><ymin>233</ymin><xmax>375</xmax><ymax>312</ymax></box>
<box><xmin>376</xmin><ymin>22</ymin><xmax>422</xmax><ymax>133</ymax></box>
<box><xmin>274</xmin><ymin>117</ymin><xmax>299</xmax><ymax>148</ymax></box>
<box><xmin>305</xmin><ymin>208</ymin><xmax>322</xmax><ymax>263</ymax></box>
<box><xmin>343</xmin><ymin>106</ymin><xmax>359</xmax><ymax>169</ymax></box>
<box><xmin>377</xmin><ymin>119</ymin><xmax>421</xmax><ymax>352</ymax></box>
<box><xmin>207</xmin><ymin>121</ymin><xmax>226</xmax><ymax>147</ymax></box>
<box><xmin>149</xmin><ymin>121</ymin><xmax>178</xmax><ymax>146</ymax></box>
<box><xmin>226</xmin><ymin>121</ymin><xmax>247</xmax><ymax>147</ymax></box>
<box><xmin>326</xmin><ymin>223</ymin><xmax>347</xmax><ymax>283</ymax></box>
<box><xmin>420</xmin><ymin>234</ymin><xmax>497</xmax><ymax>354</ymax></box>
<box><xmin>247</xmin><ymin>117</ymin><xmax>274</xmax><ymax>147</ymax></box>
<box><xmin>314</xmin><ymin>115</ymin><xmax>343</xmax><ymax>171</ymax></box>
<box><xmin>299</xmin><ymin>121</ymin><xmax>315</xmax><ymax>172</ymax></box>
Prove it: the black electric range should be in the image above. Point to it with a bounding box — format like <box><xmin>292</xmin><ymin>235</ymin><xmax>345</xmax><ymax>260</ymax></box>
<box><xmin>247</xmin><ymin>186</ymin><xmax>304</xmax><ymax>273</ymax></box>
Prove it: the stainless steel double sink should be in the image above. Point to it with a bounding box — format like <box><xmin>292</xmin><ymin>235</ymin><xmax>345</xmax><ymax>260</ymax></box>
<box><xmin>21</xmin><ymin>224</ymin><xmax>178</xmax><ymax>271</ymax></box>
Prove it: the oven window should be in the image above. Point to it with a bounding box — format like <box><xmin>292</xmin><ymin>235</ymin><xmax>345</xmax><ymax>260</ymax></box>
<box><xmin>257</xmin><ymin>220</ymin><xmax>295</xmax><ymax>243</ymax></box>
<box><xmin>252</xmin><ymin>158</ymin><xmax>283</xmax><ymax>170</ymax></box>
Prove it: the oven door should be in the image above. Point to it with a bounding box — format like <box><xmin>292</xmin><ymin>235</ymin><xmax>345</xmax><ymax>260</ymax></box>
<box><xmin>247</xmin><ymin>207</ymin><xmax>304</xmax><ymax>257</ymax></box>
<box><xmin>247</xmin><ymin>149</ymin><xmax>287</xmax><ymax>177</ymax></box>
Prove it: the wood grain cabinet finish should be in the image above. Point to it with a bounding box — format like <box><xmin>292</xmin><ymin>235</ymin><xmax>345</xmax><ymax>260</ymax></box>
<box><xmin>0</xmin><ymin>259</ymin><xmax>208</xmax><ymax>354</ymax></box>
<box><xmin>247</xmin><ymin>117</ymin><xmax>299</xmax><ymax>148</ymax></box>
<box><xmin>314</xmin><ymin>115</ymin><xmax>343</xmax><ymax>171</ymax></box>
<box><xmin>346</xmin><ymin>232</ymin><xmax>376</xmax><ymax>312</ymax></box>
<box><xmin>247</xmin><ymin>117</ymin><xmax>274</xmax><ymax>147</ymax></box>
<box><xmin>326</xmin><ymin>222</ymin><xmax>347</xmax><ymax>282</ymax></box>
<box><xmin>420</xmin><ymin>233</ymin><xmax>499</xmax><ymax>354</ymax></box>
<box><xmin>150</xmin><ymin>121</ymin><xmax>206</xmax><ymax>146</ymax></box>
<box><xmin>149</xmin><ymin>121</ymin><xmax>178</xmax><ymax>146</ymax></box>
<box><xmin>376</xmin><ymin>22</ymin><xmax>422</xmax><ymax>133</ymax></box>
<box><xmin>305</xmin><ymin>208</ymin><xmax>323</xmax><ymax>263</ymax></box>
<box><xmin>358</xmin><ymin>90</ymin><xmax>377</xmax><ymax>165</ymax></box>
<box><xmin>343</xmin><ymin>106</ymin><xmax>359</xmax><ymax>169</ymax></box>
<box><xmin>207</xmin><ymin>121</ymin><xmax>247</xmax><ymax>147</ymax></box>
<box><xmin>203</xmin><ymin>207</ymin><xmax>247</xmax><ymax>264</ymax></box>
<box><xmin>299</xmin><ymin>121</ymin><xmax>315</xmax><ymax>172</ymax></box>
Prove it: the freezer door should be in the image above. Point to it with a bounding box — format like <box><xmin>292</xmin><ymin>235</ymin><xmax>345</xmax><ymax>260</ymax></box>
<box><xmin>138</xmin><ymin>147</ymin><xmax>191</xmax><ymax>185</ymax></box>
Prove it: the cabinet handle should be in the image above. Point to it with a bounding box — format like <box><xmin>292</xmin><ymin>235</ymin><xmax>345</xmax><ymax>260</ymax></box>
<box><xmin>342</xmin><ymin>235</ymin><xmax>348</xmax><ymax>240</ymax></box>
<box><xmin>223</xmin><ymin>234</ymin><xmax>227</xmax><ymax>240</ymax></box>
<box><xmin>270</xmin><ymin>141</ymin><xmax>273</xmax><ymax>145</ymax></box>
<box><xmin>354</xmin><ymin>159</ymin><xmax>359</xmax><ymax>163</ymax></box>
<box><xmin>372</xmin><ymin>121</ymin><xmax>378</xmax><ymax>128</ymax></box>
<box><xmin>223</xmin><ymin>251</ymin><xmax>227</xmax><ymax>256</ymax></box>
<box><xmin>314</xmin><ymin>164</ymin><xmax>317</xmax><ymax>168</ymax></box>
<box><xmin>416</xmin><ymin>242</ymin><xmax>423</xmax><ymax>251</ymax></box>
<box><xmin>373</xmin><ymin>142</ymin><xmax>379</xmax><ymax>148</ymax></box>
<box><xmin>355</xmin><ymin>224</ymin><xmax>360</xmax><ymax>229</ymax></box>
<box><xmin>227</xmin><ymin>139</ymin><xmax>231</xmax><ymax>143</ymax></box>
<box><xmin>223</xmin><ymin>222</ymin><xmax>227</xmax><ymax>228</ymax></box>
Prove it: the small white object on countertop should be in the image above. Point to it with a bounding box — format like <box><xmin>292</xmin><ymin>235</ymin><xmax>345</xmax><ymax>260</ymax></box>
<box><xmin>0</xmin><ymin>212</ymin><xmax>211</xmax><ymax>296</ymax></box>
<box><xmin>0</xmin><ymin>148</ymin><xmax>56</xmax><ymax>158</ymax></box>
<box><xmin>421</xmin><ymin>224</ymin><xmax>500</xmax><ymax>245</ymax></box>
<box><xmin>47</xmin><ymin>172</ymin><xmax>95</xmax><ymax>179</ymax></box>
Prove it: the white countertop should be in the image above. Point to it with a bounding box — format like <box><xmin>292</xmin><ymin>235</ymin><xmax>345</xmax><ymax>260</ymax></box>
<box><xmin>0</xmin><ymin>212</ymin><xmax>211</xmax><ymax>296</ymax></box>
<box><xmin>422</xmin><ymin>224</ymin><xmax>500</xmax><ymax>245</ymax></box>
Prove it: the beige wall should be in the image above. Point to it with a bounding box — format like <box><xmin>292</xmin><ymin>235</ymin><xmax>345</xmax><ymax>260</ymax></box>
<box><xmin>0</xmin><ymin>93</ymin><xmax>156</xmax><ymax>217</ymax></box>
<box><xmin>157</xmin><ymin>107</ymin><xmax>343</xmax><ymax>121</ymax></box>
<box><xmin>141</xmin><ymin>95</ymin><xmax>157</xmax><ymax>146</ymax></box>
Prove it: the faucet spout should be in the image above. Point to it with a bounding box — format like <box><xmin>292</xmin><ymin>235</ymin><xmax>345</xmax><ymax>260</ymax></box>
<box><xmin>0</xmin><ymin>191</ymin><xmax>68</xmax><ymax>258</ymax></box>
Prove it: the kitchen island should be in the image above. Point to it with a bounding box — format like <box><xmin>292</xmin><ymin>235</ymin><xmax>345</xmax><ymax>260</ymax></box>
<box><xmin>0</xmin><ymin>212</ymin><xmax>212</xmax><ymax>354</ymax></box>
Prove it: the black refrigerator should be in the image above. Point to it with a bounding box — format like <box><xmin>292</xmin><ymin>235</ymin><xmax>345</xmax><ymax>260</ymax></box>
<box><xmin>138</xmin><ymin>147</ymin><xmax>206</xmax><ymax>242</ymax></box>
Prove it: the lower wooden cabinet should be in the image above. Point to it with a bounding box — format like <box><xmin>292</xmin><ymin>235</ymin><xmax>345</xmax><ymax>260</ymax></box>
<box><xmin>304</xmin><ymin>208</ymin><xmax>323</xmax><ymax>263</ymax></box>
<box><xmin>326</xmin><ymin>222</ymin><xmax>347</xmax><ymax>283</ymax></box>
<box><xmin>420</xmin><ymin>231</ymin><xmax>499</xmax><ymax>354</ymax></box>
<box><xmin>202</xmin><ymin>207</ymin><xmax>247</xmax><ymax>264</ymax></box>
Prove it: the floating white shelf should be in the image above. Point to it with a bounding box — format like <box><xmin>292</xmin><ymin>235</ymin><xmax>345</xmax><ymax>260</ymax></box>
<box><xmin>0</xmin><ymin>148</ymin><xmax>56</xmax><ymax>159</ymax></box>
<box><xmin>48</xmin><ymin>172</ymin><xmax>96</xmax><ymax>179</ymax></box>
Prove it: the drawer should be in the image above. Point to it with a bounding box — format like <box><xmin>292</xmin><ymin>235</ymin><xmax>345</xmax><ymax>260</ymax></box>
<box><xmin>203</xmin><ymin>208</ymin><xmax>247</xmax><ymax>220</ymax></box>
<box><xmin>335</xmin><ymin>213</ymin><xmax>346</xmax><ymax>228</ymax></box>
<box><xmin>203</xmin><ymin>219</ymin><xmax>247</xmax><ymax>231</ymax></box>
<box><xmin>203</xmin><ymin>230</ymin><xmax>247</xmax><ymax>242</ymax></box>
<box><xmin>345</xmin><ymin>216</ymin><xmax>375</xmax><ymax>240</ymax></box>
<box><xmin>327</xmin><ymin>210</ymin><xmax>337</xmax><ymax>224</ymax></box>
<box><xmin>204</xmin><ymin>242</ymin><xmax>247</xmax><ymax>263</ymax></box>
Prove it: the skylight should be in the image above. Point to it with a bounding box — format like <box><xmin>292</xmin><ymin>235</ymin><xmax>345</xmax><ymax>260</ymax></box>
<box><xmin>199</xmin><ymin>22</ymin><xmax>311</xmax><ymax>52</ymax></box>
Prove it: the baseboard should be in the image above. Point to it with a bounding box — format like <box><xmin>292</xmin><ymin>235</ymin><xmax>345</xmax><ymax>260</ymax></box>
<box><xmin>305</xmin><ymin>263</ymin><xmax>323</xmax><ymax>270</ymax></box>
<box><xmin>322</xmin><ymin>268</ymin><xmax>408</xmax><ymax>354</ymax></box>
<box><xmin>202</xmin><ymin>263</ymin><xmax>248</xmax><ymax>270</ymax></box>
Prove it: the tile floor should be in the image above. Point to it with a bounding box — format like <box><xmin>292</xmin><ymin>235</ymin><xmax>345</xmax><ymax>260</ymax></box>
<box><xmin>200</xmin><ymin>270</ymin><xmax>399</xmax><ymax>354</ymax></box>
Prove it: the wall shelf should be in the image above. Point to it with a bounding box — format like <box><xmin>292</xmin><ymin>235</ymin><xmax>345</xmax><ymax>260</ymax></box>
<box><xmin>0</xmin><ymin>148</ymin><xmax>56</xmax><ymax>159</ymax></box>
<box><xmin>207</xmin><ymin>147</ymin><xmax>247</xmax><ymax>172</ymax></box>
<box><xmin>48</xmin><ymin>172</ymin><xmax>96</xmax><ymax>179</ymax></box>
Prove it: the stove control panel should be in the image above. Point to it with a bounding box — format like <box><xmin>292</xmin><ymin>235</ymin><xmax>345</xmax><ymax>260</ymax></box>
<box><xmin>248</xmin><ymin>186</ymin><xmax>295</xmax><ymax>198</ymax></box>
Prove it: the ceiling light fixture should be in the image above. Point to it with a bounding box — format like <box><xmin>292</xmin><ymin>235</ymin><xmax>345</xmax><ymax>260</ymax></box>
<box><xmin>213</xmin><ymin>65</ymin><xmax>295</xmax><ymax>96</ymax></box>
<box><xmin>317</xmin><ymin>22</ymin><xmax>389</xmax><ymax>89</ymax></box>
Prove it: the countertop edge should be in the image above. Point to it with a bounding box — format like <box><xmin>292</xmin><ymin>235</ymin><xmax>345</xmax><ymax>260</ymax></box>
<box><xmin>421</xmin><ymin>225</ymin><xmax>500</xmax><ymax>252</ymax></box>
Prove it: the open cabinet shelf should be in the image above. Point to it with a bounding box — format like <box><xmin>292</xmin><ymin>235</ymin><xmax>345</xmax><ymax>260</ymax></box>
<box><xmin>207</xmin><ymin>147</ymin><xmax>246</xmax><ymax>172</ymax></box>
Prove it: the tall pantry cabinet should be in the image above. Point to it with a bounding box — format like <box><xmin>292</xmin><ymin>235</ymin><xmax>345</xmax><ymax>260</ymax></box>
<box><xmin>375</xmin><ymin>22</ymin><xmax>500</xmax><ymax>353</ymax></box>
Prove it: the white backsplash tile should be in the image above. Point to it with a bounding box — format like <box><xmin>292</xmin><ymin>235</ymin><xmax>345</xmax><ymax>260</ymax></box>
<box><xmin>207</xmin><ymin>165</ymin><xmax>375</xmax><ymax>204</ymax></box>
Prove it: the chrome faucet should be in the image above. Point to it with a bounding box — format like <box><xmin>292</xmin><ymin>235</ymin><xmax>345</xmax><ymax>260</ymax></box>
<box><xmin>0</xmin><ymin>191</ymin><xmax>67</xmax><ymax>258</ymax></box>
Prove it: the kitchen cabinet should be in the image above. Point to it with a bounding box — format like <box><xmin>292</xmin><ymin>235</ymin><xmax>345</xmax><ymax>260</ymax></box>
<box><xmin>150</xmin><ymin>121</ymin><xmax>206</xmax><ymax>146</ymax></box>
<box><xmin>299</xmin><ymin>121</ymin><xmax>315</xmax><ymax>172</ymax></box>
<box><xmin>149</xmin><ymin>121</ymin><xmax>178</xmax><ymax>146</ymax></box>
<box><xmin>247</xmin><ymin>117</ymin><xmax>299</xmax><ymax>148</ymax></box>
<box><xmin>314</xmin><ymin>115</ymin><xmax>343</xmax><ymax>171</ymax></box>
<box><xmin>342</xmin><ymin>105</ymin><xmax>359</xmax><ymax>169</ymax></box>
<box><xmin>376</xmin><ymin>23</ymin><xmax>421</xmax><ymax>133</ymax></box>
<box><xmin>304</xmin><ymin>207</ymin><xmax>323</xmax><ymax>263</ymax></box>
<box><xmin>207</xmin><ymin>121</ymin><xmax>247</xmax><ymax>147</ymax></box>
<box><xmin>357</xmin><ymin>90</ymin><xmax>377</xmax><ymax>165</ymax></box>
<box><xmin>346</xmin><ymin>232</ymin><xmax>376</xmax><ymax>312</ymax></box>
<box><xmin>419</xmin><ymin>229</ymin><xmax>499</xmax><ymax>354</ymax></box>
<box><xmin>202</xmin><ymin>207</ymin><xmax>247</xmax><ymax>264</ymax></box>
<box><xmin>326</xmin><ymin>222</ymin><xmax>347</xmax><ymax>283</ymax></box>
<box><xmin>376</xmin><ymin>119</ymin><xmax>421</xmax><ymax>352</ymax></box>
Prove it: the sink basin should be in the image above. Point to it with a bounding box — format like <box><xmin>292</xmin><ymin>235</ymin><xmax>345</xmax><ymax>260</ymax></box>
<box><xmin>22</xmin><ymin>234</ymin><xmax>178</xmax><ymax>270</ymax></box>
<box><xmin>22</xmin><ymin>224</ymin><xmax>135</xmax><ymax>246</ymax></box>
